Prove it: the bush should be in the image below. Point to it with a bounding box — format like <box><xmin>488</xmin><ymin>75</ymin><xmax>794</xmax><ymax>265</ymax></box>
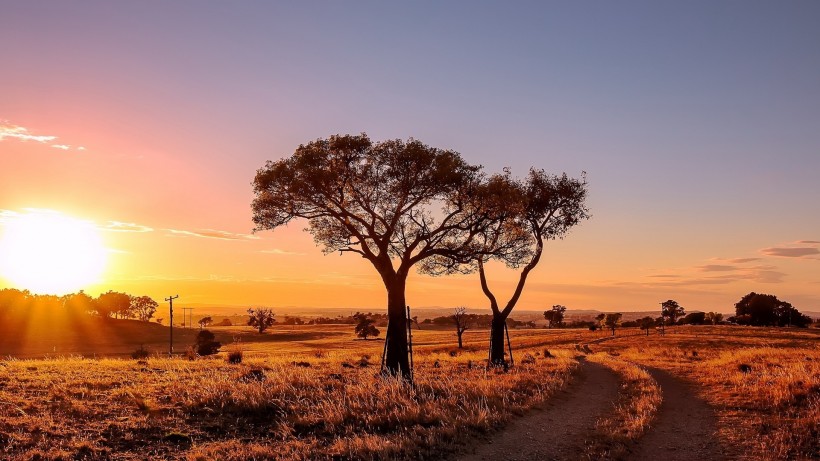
<box><xmin>195</xmin><ymin>330</ymin><xmax>221</xmax><ymax>356</ymax></box>
<box><xmin>131</xmin><ymin>345</ymin><xmax>150</xmax><ymax>360</ymax></box>
<box><xmin>226</xmin><ymin>350</ymin><xmax>243</xmax><ymax>364</ymax></box>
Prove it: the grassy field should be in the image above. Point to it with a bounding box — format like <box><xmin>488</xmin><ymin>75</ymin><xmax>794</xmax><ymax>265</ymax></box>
<box><xmin>0</xmin><ymin>323</ymin><xmax>817</xmax><ymax>460</ymax></box>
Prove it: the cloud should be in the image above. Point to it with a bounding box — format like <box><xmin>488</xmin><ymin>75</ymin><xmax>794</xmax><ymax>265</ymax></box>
<box><xmin>102</xmin><ymin>221</ymin><xmax>154</xmax><ymax>233</ymax></box>
<box><xmin>1</xmin><ymin>121</ymin><xmax>86</xmax><ymax>152</ymax></box>
<box><xmin>760</xmin><ymin>246</ymin><xmax>820</xmax><ymax>258</ymax></box>
<box><xmin>0</xmin><ymin>123</ymin><xmax>57</xmax><ymax>143</ymax></box>
<box><xmin>796</xmin><ymin>240</ymin><xmax>820</xmax><ymax>244</ymax></box>
<box><xmin>166</xmin><ymin>228</ymin><xmax>258</xmax><ymax>240</ymax></box>
<box><xmin>716</xmin><ymin>257</ymin><xmax>761</xmax><ymax>264</ymax></box>
<box><xmin>261</xmin><ymin>248</ymin><xmax>305</xmax><ymax>256</ymax></box>
<box><xmin>696</xmin><ymin>264</ymin><xmax>737</xmax><ymax>272</ymax></box>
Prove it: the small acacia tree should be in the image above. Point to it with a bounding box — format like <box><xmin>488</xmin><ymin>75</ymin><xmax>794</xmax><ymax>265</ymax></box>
<box><xmin>639</xmin><ymin>316</ymin><xmax>655</xmax><ymax>336</ymax></box>
<box><xmin>198</xmin><ymin>316</ymin><xmax>213</xmax><ymax>329</ymax></box>
<box><xmin>252</xmin><ymin>134</ymin><xmax>492</xmax><ymax>377</ymax></box>
<box><xmin>354</xmin><ymin>313</ymin><xmax>380</xmax><ymax>340</ymax></box>
<box><xmin>604</xmin><ymin>313</ymin><xmax>622</xmax><ymax>336</ymax></box>
<box><xmin>661</xmin><ymin>300</ymin><xmax>685</xmax><ymax>326</ymax></box>
<box><xmin>544</xmin><ymin>304</ymin><xmax>567</xmax><ymax>329</ymax></box>
<box><xmin>429</xmin><ymin>169</ymin><xmax>589</xmax><ymax>365</ymax></box>
<box><xmin>452</xmin><ymin>307</ymin><xmax>471</xmax><ymax>348</ymax></box>
<box><xmin>705</xmin><ymin>312</ymin><xmax>723</xmax><ymax>325</ymax></box>
<box><xmin>247</xmin><ymin>308</ymin><xmax>276</xmax><ymax>333</ymax></box>
<box><xmin>131</xmin><ymin>295</ymin><xmax>158</xmax><ymax>322</ymax></box>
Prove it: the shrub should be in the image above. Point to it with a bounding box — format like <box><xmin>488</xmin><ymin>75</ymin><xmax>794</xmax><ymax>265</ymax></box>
<box><xmin>195</xmin><ymin>330</ymin><xmax>221</xmax><ymax>356</ymax></box>
<box><xmin>226</xmin><ymin>350</ymin><xmax>243</xmax><ymax>364</ymax></box>
<box><xmin>131</xmin><ymin>345</ymin><xmax>150</xmax><ymax>360</ymax></box>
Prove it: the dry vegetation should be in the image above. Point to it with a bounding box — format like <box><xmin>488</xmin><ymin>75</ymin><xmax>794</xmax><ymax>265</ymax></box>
<box><xmin>582</xmin><ymin>354</ymin><xmax>661</xmax><ymax>459</ymax></box>
<box><xmin>0</xmin><ymin>328</ymin><xmax>578</xmax><ymax>460</ymax></box>
<box><xmin>594</xmin><ymin>326</ymin><xmax>820</xmax><ymax>460</ymax></box>
<box><xmin>1</xmin><ymin>324</ymin><xmax>817</xmax><ymax>460</ymax></box>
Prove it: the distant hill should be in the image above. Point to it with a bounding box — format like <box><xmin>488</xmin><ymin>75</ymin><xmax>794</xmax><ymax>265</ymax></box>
<box><xmin>0</xmin><ymin>316</ymin><xmax>203</xmax><ymax>359</ymax></box>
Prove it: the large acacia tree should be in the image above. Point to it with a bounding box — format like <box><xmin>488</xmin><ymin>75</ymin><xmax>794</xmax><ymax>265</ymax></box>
<box><xmin>461</xmin><ymin>169</ymin><xmax>589</xmax><ymax>365</ymax></box>
<box><xmin>252</xmin><ymin>134</ymin><xmax>489</xmax><ymax>377</ymax></box>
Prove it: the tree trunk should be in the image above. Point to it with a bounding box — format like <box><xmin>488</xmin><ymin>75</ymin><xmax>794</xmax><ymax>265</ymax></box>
<box><xmin>383</xmin><ymin>277</ymin><xmax>411</xmax><ymax>378</ymax></box>
<box><xmin>457</xmin><ymin>331</ymin><xmax>463</xmax><ymax>349</ymax></box>
<box><xmin>490</xmin><ymin>312</ymin><xmax>507</xmax><ymax>365</ymax></box>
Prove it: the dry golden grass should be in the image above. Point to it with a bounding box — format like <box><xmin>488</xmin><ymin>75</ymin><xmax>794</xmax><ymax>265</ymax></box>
<box><xmin>597</xmin><ymin>326</ymin><xmax>820</xmax><ymax>460</ymax></box>
<box><xmin>0</xmin><ymin>330</ymin><xmax>578</xmax><ymax>461</ymax></box>
<box><xmin>582</xmin><ymin>354</ymin><xmax>661</xmax><ymax>460</ymax></box>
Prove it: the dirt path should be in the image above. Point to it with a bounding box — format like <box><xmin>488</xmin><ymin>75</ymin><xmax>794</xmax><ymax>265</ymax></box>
<box><xmin>455</xmin><ymin>359</ymin><xmax>619</xmax><ymax>461</ymax></box>
<box><xmin>630</xmin><ymin>368</ymin><xmax>724</xmax><ymax>461</ymax></box>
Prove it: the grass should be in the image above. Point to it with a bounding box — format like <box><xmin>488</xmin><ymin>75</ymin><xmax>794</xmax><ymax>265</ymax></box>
<box><xmin>0</xmin><ymin>332</ymin><xmax>577</xmax><ymax>460</ymax></box>
<box><xmin>594</xmin><ymin>326</ymin><xmax>820</xmax><ymax>460</ymax></box>
<box><xmin>1</xmin><ymin>323</ymin><xmax>817</xmax><ymax>459</ymax></box>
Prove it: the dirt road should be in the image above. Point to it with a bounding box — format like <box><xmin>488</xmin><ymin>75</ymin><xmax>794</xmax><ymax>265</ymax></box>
<box><xmin>455</xmin><ymin>359</ymin><xmax>619</xmax><ymax>461</ymax></box>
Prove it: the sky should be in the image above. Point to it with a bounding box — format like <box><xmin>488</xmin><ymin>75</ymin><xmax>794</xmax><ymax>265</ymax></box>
<box><xmin>1</xmin><ymin>1</ymin><xmax>819</xmax><ymax>314</ymax></box>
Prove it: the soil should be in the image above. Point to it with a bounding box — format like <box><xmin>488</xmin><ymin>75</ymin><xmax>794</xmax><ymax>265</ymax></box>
<box><xmin>629</xmin><ymin>367</ymin><xmax>725</xmax><ymax>461</ymax></box>
<box><xmin>454</xmin><ymin>358</ymin><xmax>620</xmax><ymax>461</ymax></box>
<box><xmin>455</xmin><ymin>361</ymin><xmax>726</xmax><ymax>461</ymax></box>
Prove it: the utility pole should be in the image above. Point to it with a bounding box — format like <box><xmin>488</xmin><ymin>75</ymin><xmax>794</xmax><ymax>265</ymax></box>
<box><xmin>183</xmin><ymin>307</ymin><xmax>194</xmax><ymax>328</ymax></box>
<box><xmin>166</xmin><ymin>295</ymin><xmax>179</xmax><ymax>355</ymax></box>
<box><xmin>659</xmin><ymin>302</ymin><xmax>665</xmax><ymax>336</ymax></box>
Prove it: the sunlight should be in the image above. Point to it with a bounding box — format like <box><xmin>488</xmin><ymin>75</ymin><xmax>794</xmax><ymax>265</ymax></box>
<box><xmin>0</xmin><ymin>210</ymin><xmax>107</xmax><ymax>295</ymax></box>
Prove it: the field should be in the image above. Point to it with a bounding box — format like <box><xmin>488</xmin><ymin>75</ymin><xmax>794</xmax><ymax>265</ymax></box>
<box><xmin>0</xmin><ymin>324</ymin><xmax>818</xmax><ymax>460</ymax></box>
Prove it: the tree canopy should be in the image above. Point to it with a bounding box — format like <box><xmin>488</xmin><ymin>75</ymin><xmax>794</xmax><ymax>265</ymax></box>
<box><xmin>252</xmin><ymin>134</ymin><xmax>496</xmax><ymax>377</ymax></box>
<box><xmin>734</xmin><ymin>292</ymin><xmax>811</xmax><ymax>327</ymax></box>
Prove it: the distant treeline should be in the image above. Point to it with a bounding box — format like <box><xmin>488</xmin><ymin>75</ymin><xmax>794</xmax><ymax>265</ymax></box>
<box><xmin>0</xmin><ymin>288</ymin><xmax>161</xmax><ymax>323</ymax></box>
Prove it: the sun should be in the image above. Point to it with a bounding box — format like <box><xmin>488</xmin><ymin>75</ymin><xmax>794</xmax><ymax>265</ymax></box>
<box><xmin>0</xmin><ymin>210</ymin><xmax>107</xmax><ymax>295</ymax></box>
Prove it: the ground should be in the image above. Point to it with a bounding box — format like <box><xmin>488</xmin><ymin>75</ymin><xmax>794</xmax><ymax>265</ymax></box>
<box><xmin>0</xmin><ymin>324</ymin><xmax>817</xmax><ymax>460</ymax></box>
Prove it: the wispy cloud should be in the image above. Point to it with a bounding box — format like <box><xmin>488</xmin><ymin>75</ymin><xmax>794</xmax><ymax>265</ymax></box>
<box><xmin>760</xmin><ymin>240</ymin><xmax>820</xmax><ymax>259</ymax></box>
<box><xmin>0</xmin><ymin>123</ymin><xmax>57</xmax><ymax>143</ymax></box>
<box><xmin>166</xmin><ymin>228</ymin><xmax>259</xmax><ymax>240</ymax></box>
<box><xmin>261</xmin><ymin>248</ymin><xmax>305</xmax><ymax>256</ymax></box>
<box><xmin>0</xmin><ymin>121</ymin><xmax>86</xmax><ymax>152</ymax></box>
<box><xmin>102</xmin><ymin>221</ymin><xmax>154</xmax><ymax>233</ymax></box>
<box><xmin>696</xmin><ymin>264</ymin><xmax>737</xmax><ymax>272</ymax></box>
<box><xmin>646</xmin><ymin>254</ymin><xmax>786</xmax><ymax>287</ymax></box>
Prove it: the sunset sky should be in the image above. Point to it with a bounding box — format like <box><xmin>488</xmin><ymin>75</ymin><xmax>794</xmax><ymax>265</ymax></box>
<box><xmin>1</xmin><ymin>2</ymin><xmax>818</xmax><ymax>314</ymax></box>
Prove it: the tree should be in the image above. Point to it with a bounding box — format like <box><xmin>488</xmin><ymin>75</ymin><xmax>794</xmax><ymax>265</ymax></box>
<box><xmin>194</xmin><ymin>330</ymin><xmax>221</xmax><ymax>356</ymax></box>
<box><xmin>639</xmin><ymin>316</ymin><xmax>655</xmax><ymax>336</ymax></box>
<box><xmin>595</xmin><ymin>313</ymin><xmax>606</xmax><ymax>332</ymax></box>
<box><xmin>198</xmin><ymin>316</ymin><xmax>213</xmax><ymax>329</ymax></box>
<box><xmin>544</xmin><ymin>304</ymin><xmax>567</xmax><ymax>329</ymax></box>
<box><xmin>452</xmin><ymin>307</ymin><xmax>471</xmax><ymax>348</ymax></box>
<box><xmin>681</xmin><ymin>311</ymin><xmax>706</xmax><ymax>325</ymax></box>
<box><xmin>442</xmin><ymin>169</ymin><xmax>588</xmax><ymax>365</ymax></box>
<box><xmin>247</xmin><ymin>308</ymin><xmax>276</xmax><ymax>333</ymax></box>
<box><xmin>604</xmin><ymin>313</ymin><xmax>622</xmax><ymax>336</ymax></box>
<box><xmin>131</xmin><ymin>296</ymin><xmax>158</xmax><ymax>322</ymax></box>
<box><xmin>734</xmin><ymin>292</ymin><xmax>812</xmax><ymax>327</ymax></box>
<box><xmin>704</xmin><ymin>312</ymin><xmax>723</xmax><ymax>325</ymax></box>
<box><xmin>252</xmin><ymin>134</ymin><xmax>492</xmax><ymax>377</ymax></box>
<box><xmin>661</xmin><ymin>300</ymin><xmax>685</xmax><ymax>326</ymax></box>
<box><xmin>95</xmin><ymin>291</ymin><xmax>132</xmax><ymax>319</ymax></box>
<box><xmin>354</xmin><ymin>313</ymin><xmax>380</xmax><ymax>340</ymax></box>
<box><xmin>63</xmin><ymin>290</ymin><xmax>96</xmax><ymax>318</ymax></box>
